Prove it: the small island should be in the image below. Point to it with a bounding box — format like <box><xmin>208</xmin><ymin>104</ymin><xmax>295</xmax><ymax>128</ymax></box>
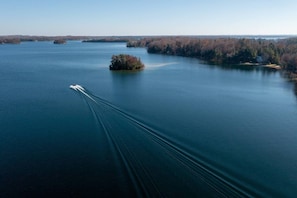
<box><xmin>109</xmin><ymin>54</ymin><xmax>144</xmax><ymax>71</ymax></box>
<box><xmin>53</xmin><ymin>39</ymin><xmax>66</xmax><ymax>44</ymax></box>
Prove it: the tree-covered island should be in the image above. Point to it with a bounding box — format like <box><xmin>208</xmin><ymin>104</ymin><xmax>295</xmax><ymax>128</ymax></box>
<box><xmin>53</xmin><ymin>39</ymin><xmax>66</xmax><ymax>44</ymax></box>
<box><xmin>109</xmin><ymin>54</ymin><xmax>144</xmax><ymax>71</ymax></box>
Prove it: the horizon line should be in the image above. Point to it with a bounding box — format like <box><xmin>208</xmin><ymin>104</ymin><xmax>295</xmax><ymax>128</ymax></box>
<box><xmin>1</xmin><ymin>34</ymin><xmax>297</xmax><ymax>37</ymax></box>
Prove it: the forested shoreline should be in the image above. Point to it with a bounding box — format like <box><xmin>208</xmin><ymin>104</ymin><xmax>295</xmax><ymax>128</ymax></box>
<box><xmin>1</xmin><ymin>35</ymin><xmax>296</xmax><ymax>79</ymax></box>
<box><xmin>127</xmin><ymin>37</ymin><xmax>297</xmax><ymax>76</ymax></box>
<box><xmin>0</xmin><ymin>35</ymin><xmax>136</xmax><ymax>44</ymax></box>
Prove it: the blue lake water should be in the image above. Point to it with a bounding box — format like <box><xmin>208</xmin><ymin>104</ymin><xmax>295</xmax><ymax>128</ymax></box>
<box><xmin>0</xmin><ymin>41</ymin><xmax>297</xmax><ymax>197</ymax></box>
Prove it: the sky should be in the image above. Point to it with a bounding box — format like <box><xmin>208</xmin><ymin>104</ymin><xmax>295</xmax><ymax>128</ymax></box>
<box><xmin>1</xmin><ymin>0</ymin><xmax>297</xmax><ymax>36</ymax></box>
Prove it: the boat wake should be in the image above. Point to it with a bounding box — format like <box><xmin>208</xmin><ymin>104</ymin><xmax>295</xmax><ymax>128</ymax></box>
<box><xmin>145</xmin><ymin>62</ymin><xmax>178</xmax><ymax>69</ymax></box>
<box><xmin>70</xmin><ymin>84</ymin><xmax>254</xmax><ymax>197</ymax></box>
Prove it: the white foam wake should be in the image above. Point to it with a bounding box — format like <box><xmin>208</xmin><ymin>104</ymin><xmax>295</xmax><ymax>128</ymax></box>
<box><xmin>146</xmin><ymin>62</ymin><xmax>178</xmax><ymax>69</ymax></box>
<box><xmin>70</xmin><ymin>84</ymin><xmax>85</xmax><ymax>91</ymax></box>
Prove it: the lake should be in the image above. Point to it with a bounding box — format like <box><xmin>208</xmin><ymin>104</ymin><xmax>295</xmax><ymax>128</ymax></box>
<box><xmin>0</xmin><ymin>41</ymin><xmax>296</xmax><ymax>197</ymax></box>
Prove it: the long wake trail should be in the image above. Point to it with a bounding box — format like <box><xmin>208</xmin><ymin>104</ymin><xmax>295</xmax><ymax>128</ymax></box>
<box><xmin>70</xmin><ymin>84</ymin><xmax>255</xmax><ymax>197</ymax></box>
<box><xmin>70</xmin><ymin>84</ymin><xmax>158</xmax><ymax>197</ymax></box>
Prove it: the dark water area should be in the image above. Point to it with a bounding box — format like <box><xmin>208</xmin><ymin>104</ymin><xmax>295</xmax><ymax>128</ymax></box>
<box><xmin>0</xmin><ymin>41</ymin><xmax>297</xmax><ymax>197</ymax></box>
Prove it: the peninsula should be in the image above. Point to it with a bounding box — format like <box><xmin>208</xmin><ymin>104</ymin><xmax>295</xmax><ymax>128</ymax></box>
<box><xmin>127</xmin><ymin>37</ymin><xmax>297</xmax><ymax>76</ymax></box>
<box><xmin>109</xmin><ymin>54</ymin><xmax>144</xmax><ymax>71</ymax></box>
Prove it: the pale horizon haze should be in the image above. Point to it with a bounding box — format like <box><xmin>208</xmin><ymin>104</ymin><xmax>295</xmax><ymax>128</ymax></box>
<box><xmin>1</xmin><ymin>0</ymin><xmax>297</xmax><ymax>36</ymax></box>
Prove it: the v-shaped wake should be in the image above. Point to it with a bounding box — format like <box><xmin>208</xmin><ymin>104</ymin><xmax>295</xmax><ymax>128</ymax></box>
<box><xmin>69</xmin><ymin>84</ymin><xmax>254</xmax><ymax>197</ymax></box>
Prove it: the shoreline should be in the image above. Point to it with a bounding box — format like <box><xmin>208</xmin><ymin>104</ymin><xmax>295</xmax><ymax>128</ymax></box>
<box><xmin>239</xmin><ymin>62</ymin><xmax>281</xmax><ymax>70</ymax></box>
<box><xmin>262</xmin><ymin>64</ymin><xmax>281</xmax><ymax>70</ymax></box>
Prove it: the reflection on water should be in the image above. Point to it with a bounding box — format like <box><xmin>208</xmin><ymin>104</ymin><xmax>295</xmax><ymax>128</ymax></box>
<box><xmin>208</xmin><ymin>62</ymin><xmax>279</xmax><ymax>74</ymax></box>
<box><xmin>294</xmin><ymin>83</ymin><xmax>297</xmax><ymax>98</ymax></box>
<box><xmin>204</xmin><ymin>62</ymin><xmax>297</xmax><ymax>100</ymax></box>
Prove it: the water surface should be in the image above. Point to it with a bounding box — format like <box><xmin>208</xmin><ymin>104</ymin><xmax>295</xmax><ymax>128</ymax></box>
<box><xmin>0</xmin><ymin>41</ymin><xmax>296</xmax><ymax>197</ymax></box>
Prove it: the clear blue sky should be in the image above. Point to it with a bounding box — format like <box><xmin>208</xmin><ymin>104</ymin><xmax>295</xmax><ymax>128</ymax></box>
<box><xmin>1</xmin><ymin>0</ymin><xmax>297</xmax><ymax>36</ymax></box>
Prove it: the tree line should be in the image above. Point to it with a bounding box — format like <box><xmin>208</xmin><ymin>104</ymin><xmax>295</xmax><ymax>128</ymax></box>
<box><xmin>127</xmin><ymin>37</ymin><xmax>297</xmax><ymax>74</ymax></box>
